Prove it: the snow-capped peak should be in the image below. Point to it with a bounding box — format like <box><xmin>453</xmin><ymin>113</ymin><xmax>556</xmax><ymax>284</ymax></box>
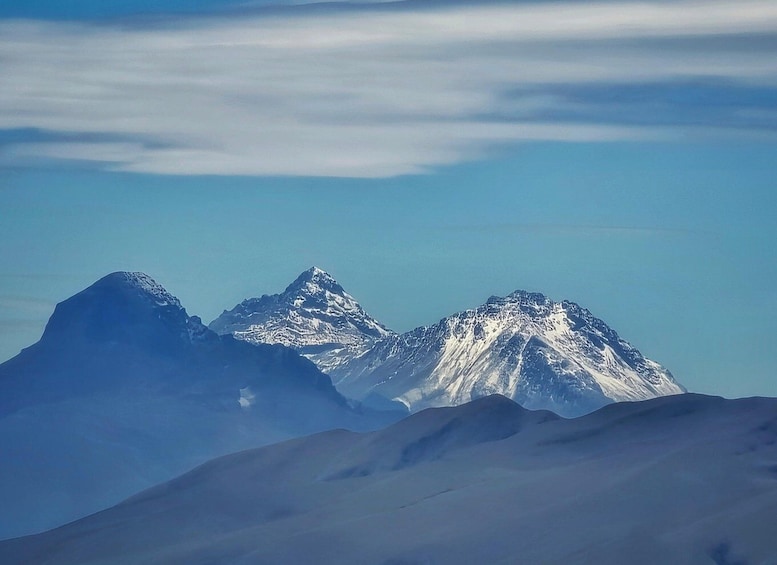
<box><xmin>282</xmin><ymin>266</ymin><xmax>352</xmax><ymax>308</ymax></box>
<box><xmin>209</xmin><ymin>268</ymin><xmax>393</xmax><ymax>372</ymax></box>
<box><xmin>328</xmin><ymin>288</ymin><xmax>685</xmax><ymax>418</ymax></box>
<box><xmin>291</xmin><ymin>266</ymin><xmax>339</xmax><ymax>289</ymax></box>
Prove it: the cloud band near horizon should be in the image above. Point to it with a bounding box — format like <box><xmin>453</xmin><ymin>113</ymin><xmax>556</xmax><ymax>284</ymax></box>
<box><xmin>1</xmin><ymin>0</ymin><xmax>777</xmax><ymax>177</ymax></box>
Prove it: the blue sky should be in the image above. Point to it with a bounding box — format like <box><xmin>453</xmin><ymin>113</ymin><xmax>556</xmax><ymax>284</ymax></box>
<box><xmin>1</xmin><ymin>0</ymin><xmax>776</xmax><ymax>398</ymax></box>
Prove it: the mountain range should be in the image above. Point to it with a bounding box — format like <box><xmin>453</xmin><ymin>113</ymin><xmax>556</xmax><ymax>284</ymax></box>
<box><xmin>212</xmin><ymin>267</ymin><xmax>684</xmax><ymax>417</ymax></box>
<box><xmin>1</xmin><ymin>267</ymin><xmax>771</xmax><ymax>564</ymax></box>
<box><xmin>3</xmin><ymin>392</ymin><xmax>775</xmax><ymax>564</ymax></box>
<box><xmin>0</xmin><ymin>272</ymin><xmax>399</xmax><ymax>539</ymax></box>
<box><xmin>0</xmin><ymin>267</ymin><xmax>685</xmax><ymax>540</ymax></box>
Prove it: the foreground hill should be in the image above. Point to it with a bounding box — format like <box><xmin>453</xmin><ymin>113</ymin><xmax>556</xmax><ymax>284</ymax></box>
<box><xmin>0</xmin><ymin>272</ymin><xmax>399</xmax><ymax>539</ymax></box>
<box><xmin>3</xmin><ymin>393</ymin><xmax>775</xmax><ymax>564</ymax></box>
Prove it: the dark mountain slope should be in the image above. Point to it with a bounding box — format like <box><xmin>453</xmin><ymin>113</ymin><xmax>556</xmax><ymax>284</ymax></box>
<box><xmin>0</xmin><ymin>272</ymin><xmax>400</xmax><ymax>539</ymax></box>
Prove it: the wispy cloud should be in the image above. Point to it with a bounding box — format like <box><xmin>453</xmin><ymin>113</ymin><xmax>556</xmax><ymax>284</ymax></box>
<box><xmin>438</xmin><ymin>223</ymin><xmax>695</xmax><ymax>238</ymax></box>
<box><xmin>1</xmin><ymin>0</ymin><xmax>776</xmax><ymax>177</ymax></box>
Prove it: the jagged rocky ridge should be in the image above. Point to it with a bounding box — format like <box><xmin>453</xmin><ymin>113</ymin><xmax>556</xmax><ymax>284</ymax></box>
<box><xmin>0</xmin><ymin>271</ymin><xmax>400</xmax><ymax>540</ymax></box>
<box><xmin>333</xmin><ymin>290</ymin><xmax>685</xmax><ymax>417</ymax></box>
<box><xmin>213</xmin><ymin>269</ymin><xmax>684</xmax><ymax>418</ymax></box>
<box><xmin>210</xmin><ymin>267</ymin><xmax>393</xmax><ymax>375</ymax></box>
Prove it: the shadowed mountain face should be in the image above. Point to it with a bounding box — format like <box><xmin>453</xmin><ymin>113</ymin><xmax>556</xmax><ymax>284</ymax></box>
<box><xmin>2</xmin><ymin>393</ymin><xmax>775</xmax><ymax>565</ymax></box>
<box><xmin>0</xmin><ymin>272</ymin><xmax>401</xmax><ymax>540</ymax></box>
<box><xmin>213</xmin><ymin>269</ymin><xmax>684</xmax><ymax>418</ymax></box>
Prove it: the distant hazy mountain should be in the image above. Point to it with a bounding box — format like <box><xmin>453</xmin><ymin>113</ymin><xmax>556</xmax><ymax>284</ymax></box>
<box><xmin>4</xmin><ymin>393</ymin><xmax>775</xmax><ymax>564</ymax></box>
<box><xmin>214</xmin><ymin>269</ymin><xmax>683</xmax><ymax>417</ymax></box>
<box><xmin>210</xmin><ymin>266</ymin><xmax>394</xmax><ymax>375</ymax></box>
<box><xmin>0</xmin><ymin>272</ymin><xmax>399</xmax><ymax>540</ymax></box>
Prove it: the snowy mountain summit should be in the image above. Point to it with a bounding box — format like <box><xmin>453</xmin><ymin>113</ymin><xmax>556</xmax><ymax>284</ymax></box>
<box><xmin>212</xmin><ymin>270</ymin><xmax>684</xmax><ymax>418</ymax></box>
<box><xmin>332</xmin><ymin>289</ymin><xmax>685</xmax><ymax>417</ymax></box>
<box><xmin>210</xmin><ymin>267</ymin><xmax>393</xmax><ymax>373</ymax></box>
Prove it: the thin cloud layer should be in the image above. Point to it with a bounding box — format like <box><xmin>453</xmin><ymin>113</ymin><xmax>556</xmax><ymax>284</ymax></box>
<box><xmin>1</xmin><ymin>0</ymin><xmax>776</xmax><ymax>177</ymax></box>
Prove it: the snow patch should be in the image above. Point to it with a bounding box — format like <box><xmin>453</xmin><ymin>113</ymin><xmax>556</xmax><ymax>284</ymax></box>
<box><xmin>238</xmin><ymin>387</ymin><xmax>255</xmax><ymax>409</ymax></box>
<box><xmin>118</xmin><ymin>272</ymin><xmax>183</xmax><ymax>309</ymax></box>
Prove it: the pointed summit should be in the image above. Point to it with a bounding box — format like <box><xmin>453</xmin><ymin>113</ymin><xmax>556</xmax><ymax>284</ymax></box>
<box><xmin>296</xmin><ymin>266</ymin><xmax>337</xmax><ymax>284</ymax></box>
<box><xmin>210</xmin><ymin>268</ymin><xmax>393</xmax><ymax>373</ymax></box>
<box><xmin>289</xmin><ymin>266</ymin><xmax>337</xmax><ymax>287</ymax></box>
<box><xmin>283</xmin><ymin>266</ymin><xmax>348</xmax><ymax>303</ymax></box>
